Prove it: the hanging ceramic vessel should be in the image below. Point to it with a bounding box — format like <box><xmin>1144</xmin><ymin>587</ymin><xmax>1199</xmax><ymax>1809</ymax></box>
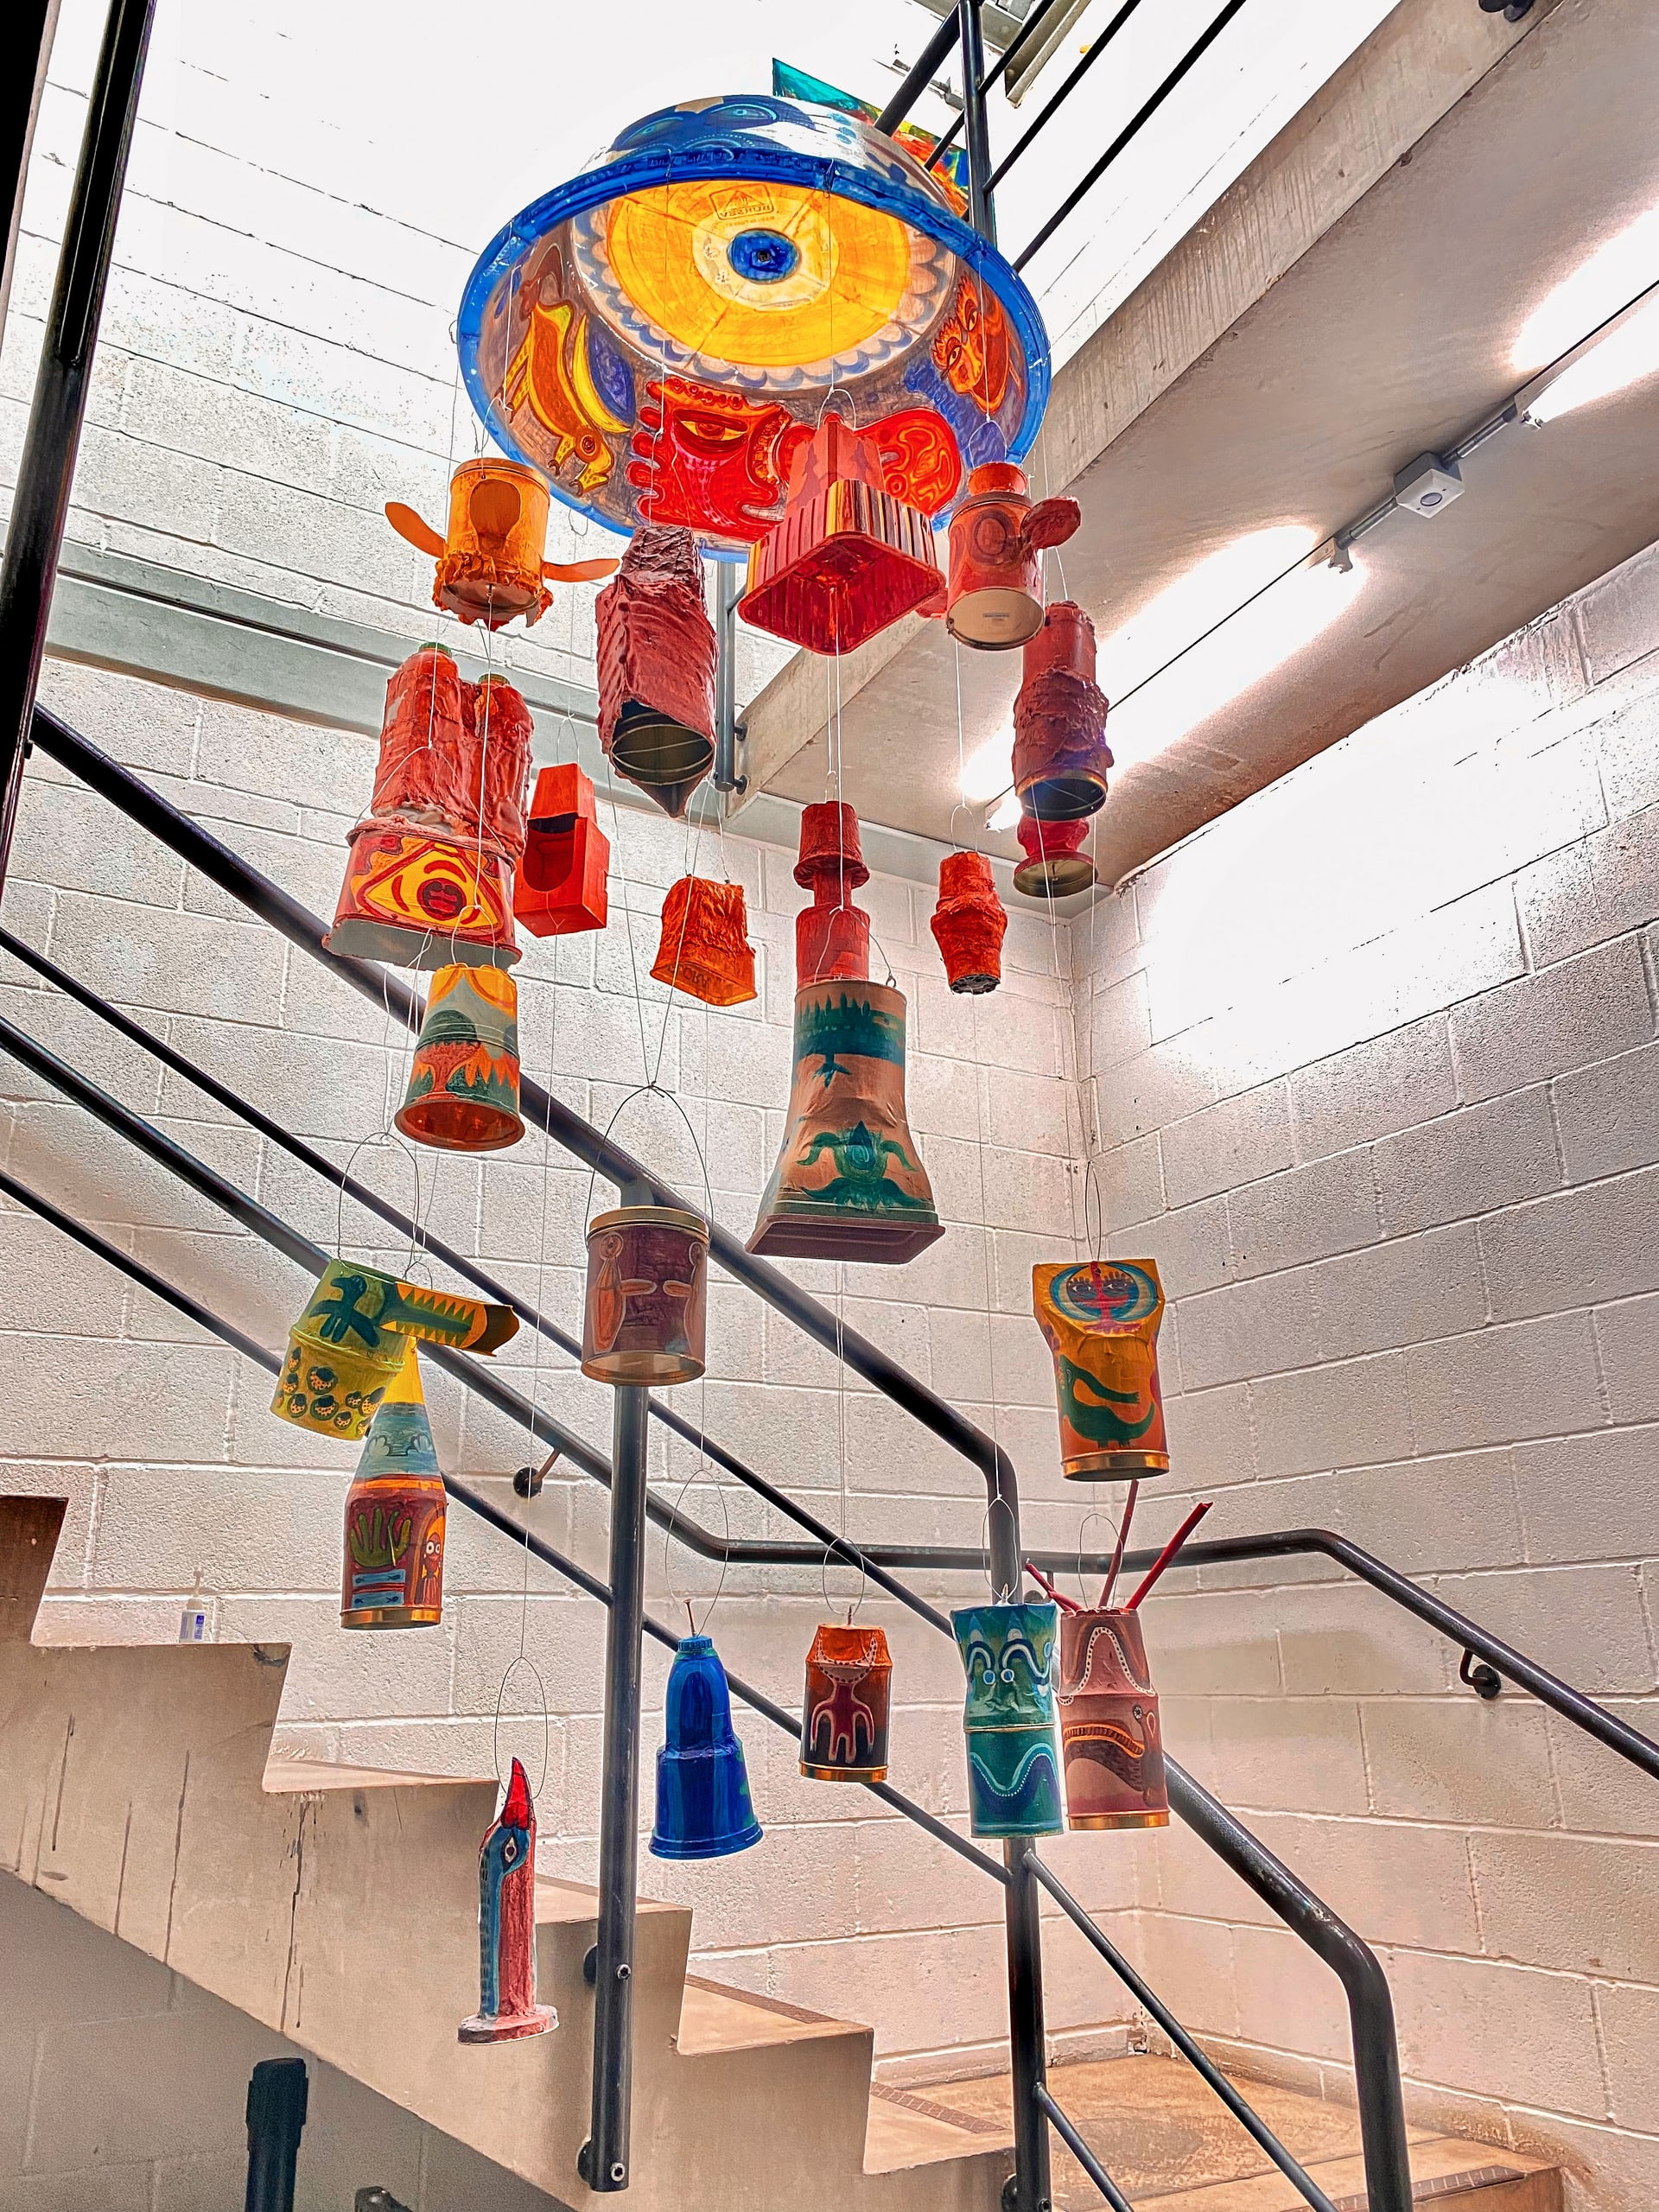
<box><xmin>385</xmin><ymin>456</ymin><xmax>617</xmax><ymax>631</ymax></box>
<box><xmin>1056</xmin><ymin>1607</ymin><xmax>1169</xmax><ymax>1832</ymax></box>
<box><xmin>596</xmin><ymin>526</ymin><xmax>716</xmax><ymax>820</ymax></box>
<box><xmin>1012</xmin><ymin>600</ymin><xmax>1111</xmax><ymax>821</ymax></box>
<box><xmin>750</xmin><ymin>803</ymin><xmax>941</xmax><ymax>1262</ymax></box>
<box><xmin>581</xmin><ymin>1206</ymin><xmax>709</xmax><ymax>1386</ymax></box>
<box><xmin>340</xmin><ymin>1343</ymin><xmax>446</xmax><ymax>1630</ymax></box>
<box><xmin>800</xmin><ymin>1625</ymin><xmax>893</xmax><ymax>1782</ymax></box>
<box><xmin>952</xmin><ymin>1600</ymin><xmax>1062</xmax><ymax>1839</ymax></box>
<box><xmin>650</xmin><ymin>1634</ymin><xmax>763</xmax><ymax>1859</ymax></box>
<box><xmin>944</xmin><ymin>465</ymin><xmax>1080</xmax><ymax>650</ymax></box>
<box><xmin>459</xmin><ymin>1758</ymin><xmax>558</xmax><ymax>2042</ymax></box>
<box><xmin>513</xmin><ymin>762</ymin><xmax>610</xmax><ymax>938</ymax></box>
<box><xmin>739</xmin><ymin>411</ymin><xmax>943</xmax><ymax>654</ymax></box>
<box><xmin>327</xmin><ymin>645</ymin><xmax>532</xmax><ymax>969</ymax></box>
<box><xmin>1032</xmin><ymin>1258</ymin><xmax>1169</xmax><ymax>1481</ymax></box>
<box><xmin>1011</xmin><ymin>813</ymin><xmax>1096</xmax><ymax>900</ymax></box>
<box><xmin>274</xmin><ymin>1261</ymin><xmax>518</xmax><ymax>1440</ymax></box>
<box><xmin>929</xmin><ymin>850</ymin><xmax>1007</xmax><ymax>994</ymax></box>
<box><xmin>650</xmin><ymin>877</ymin><xmax>758</xmax><ymax>1007</ymax></box>
<box><xmin>395</xmin><ymin>963</ymin><xmax>524</xmax><ymax>1153</ymax></box>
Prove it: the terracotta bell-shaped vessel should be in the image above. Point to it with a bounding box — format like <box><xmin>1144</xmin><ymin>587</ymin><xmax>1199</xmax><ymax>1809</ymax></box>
<box><xmin>651</xmin><ymin>1634</ymin><xmax>763</xmax><ymax>1860</ymax></box>
<box><xmin>749</xmin><ymin>803</ymin><xmax>942</xmax><ymax>1263</ymax></box>
<box><xmin>581</xmin><ymin>1206</ymin><xmax>709</xmax><ymax>1385</ymax></box>
<box><xmin>385</xmin><ymin>456</ymin><xmax>617</xmax><ymax>631</ymax></box>
<box><xmin>930</xmin><ymin>850</ymin><xmax>1007</xmax><ymax>994</ymax></box>
<box><xmin>1057</xmin><ymin>1606</ymin><xmax>1170</xmax><ymax>1832</ymax></box>
<box><xmin>513</xmin><ymin>763</ymin><xmax>609</xmax><ymax>938</ymax></box>
<box><xmin>1013</xmin><ymin>601</ymin><xmax>1111</xmax><ymax>821</ymax></box>
<box><xmin>459</xmin><ymin>1758</ymin><xmax>558</xmax><ymax>2042</ymax></box>
<box><xmin>800</xmin><ymin>1624</ymin><xmax>893</xmax><ymax>1782</ymax></box>
<box><xmin>944</xmin><ymin>465</ymin><xmax>1080</xmax><ymax>651</ymax></box>
<box><xmin>952</xmin><ymin>1600</ymin><xmax>1064</xmax><ymax>1839</ymax></box>
<box><xmin>340</xmin><ymin>1343</ymin><xmax>446</xmax><ymax>1630</ymax></box>
<box><xmin>396</xmin><ymin>963</ymin><xmax>524</xmax><ymax>1152</ymax></box>
<box><xmin>1032</xmin><ymin>1257</ymin><xmax>1169</xmax><ymax>1481</ymax></box>
<box><xmin>596</xmin><ymin>525</ymin><xmax>716</xmax><ymax>819</ymax></box>
<box><xmin>739</xmin><ymin>411</ymin><xmax>943</xmax><ymax>655</ymax></box>
<box><xmin>650</xmin><ymin>877</ymin><xmax>759</xmax><ymax>1007</ymax></box>
<box><xmin>1012</xmin><ymin>813</ymin><xmax>1096</xmax><ymax>900</ymax></box>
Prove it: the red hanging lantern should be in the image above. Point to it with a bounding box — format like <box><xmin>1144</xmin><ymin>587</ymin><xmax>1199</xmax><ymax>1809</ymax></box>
<box><xmin>513</xmin><ymin>763</ymin><xmax>609</xmax><ymax>938</ymax></box>
<box><xmin>1013</xmin><ymin>814</ymin><xmax>1096</xmax><ymax>900</ymax></box>
<box><xmin>649</xmin><ymin>877</ymin><xmax>759</xmax><ymax>1007</ymax></box>
<box><xmin>596</xmin><ymin>526</ymin><xmax>716</xmax><ymax>820</ymax></box>
<box><xmin>739</xmin><ymin>412</ymin><xmax>944</xmax><ymax>655</ymax></box>
<box><xmin>945</xmin><ymin>464</ymin><xmax>1080</xmax><ymax>651</ymax></box>
<box><xmin>930</xmin><ymin>851</ymin><xmax>1007</xmax><ymax>993</ymax></box>
<box><xmin>1013</xmin><ymin>601</ymin><xmax>1111</xmax><ymax>821</ymax></box>
<box><xmin>794</xmin><ymin>800</ymin><xmax>872</xmax><ymax>985</ymax></box>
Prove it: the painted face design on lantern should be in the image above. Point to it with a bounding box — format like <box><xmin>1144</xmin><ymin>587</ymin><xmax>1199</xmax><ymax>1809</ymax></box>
<box><xmin>625</xmin><ymin>376</ymin><xmax>810</xmax><ymax>538</ymax></box>
<box><xmin>588</xmin><ymin>1230</ymin><xmax>701</xmax><ymax>1355</ymax></box>
<box><xmin>865</xmin><ymin>405</ymin><xmax>962</xmax><ymax>517</ymax></box>
<box><xmin>932</xmin><ymin>276</ymin><xmax>1011</xmax><ymax>412</ymax></box>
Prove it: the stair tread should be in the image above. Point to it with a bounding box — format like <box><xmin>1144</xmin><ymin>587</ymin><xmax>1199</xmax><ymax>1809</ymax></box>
<box><xmin>262</xmin><ymin>1755</ymin><xmax>471</xmax><ymax>1791</ymax></box>
<box><xmin>865</xmin><ymin>2083</ymin><xmax>1013</xmax><ymax>2174</ymax></box>
<box><xmin>676</xmin><ymin>1975</ymin><xmax>868</xmax><ymax>2056</ymax></box>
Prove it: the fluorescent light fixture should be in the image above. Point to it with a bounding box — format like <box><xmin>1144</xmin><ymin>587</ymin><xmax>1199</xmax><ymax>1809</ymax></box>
<box><xmin>1524</xmin><ymin>285</ymin><xmax>1659</xmax><ymax>424</ymax></box>
<box><xmin>1514</xmin><ymin>203</ymin><xmax>1659</xmax><ymax>367</ymax></box>
<box><xmin>960</xmin><ymin>728</ymin><xmax>1014</xmax><ymax>804</ymax></box>
<box><xmin>1106</xmin><ymin>550</ymin><xmax>1363</xmax><ymax>772</ymax></box>
<box><xmin>986</xmin><ymin>789</ymin><xmax>1022</xmax><ymax>832</ymax></box>
<box><xmin>1095</xmin><ymin>526</ymin><xmax>1321</xmax><ymax>702</ymax></box>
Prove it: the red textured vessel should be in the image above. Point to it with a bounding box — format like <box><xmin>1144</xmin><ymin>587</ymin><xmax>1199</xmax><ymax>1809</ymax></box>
<box><xmin>794</xmin><ymin>800</ymin><xmax>872</xmax><ymax>985</ymax></box>
<box><xmin>651</xmin><ymin>877</ymin><xmax>758</xmax><ymax>1007</ymax></box>
<box><xmin>739</xmin><ymin>413</ymin><xmax>943</xmax><ymax>655</ymax></box>
<box><xmin>930</xmin><ymin>850</ymin><xmax>1007</xmax><ymax>993</ymax></box>
<box><xmin>596</xmin><ymin>526</ymin><xmax>716</xmax><ymax>819</ymax></box>
<box><xmin>1013</xmin><ymin>601</ymin><xmax>1112</xmax><ymax>821</ymax></box>
<box><xmin>513</xmin><ymin>763</ymin><xmax>609</xmax><ymax>938</ymax></box>
<box><xmin>1012</xmin><ymin>813</ymin><xmax>1096</xmax><ymax>899</ymax></box>
<box><xmin>945</xmin><ymin>465</ymin><xmax>1080</xmax><ymax>651</ymax></box>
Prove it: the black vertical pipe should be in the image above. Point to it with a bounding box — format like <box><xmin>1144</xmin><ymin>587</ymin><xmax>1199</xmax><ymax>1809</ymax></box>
<box><xmin>582</xmin><ymin>1379</ymin><xmax>651</xmax><ymax>2193</ymax></box>
<box><xmin>957</xmin><ymin>0</ymin><xmax>996</xmax><ymax>243</ymax></box>
<box><xmin>1004</xmin><ymin>1842</ymin><xmax>1052</xmax><ymax>2212</ymax></box>
<box><xmin>712</xmin><ymin>562</ymin><xmax>744</xmax><ymax>795</ymax></box>
<box><xmin>0</xmin><ymin>0</ymin><xmax>60</xmax><ymax>337</ymax></box>
<box><xmin>0</xmin><ymin>0</ymin><xmax>155</xmax><ymax>891</ymax></box>
<box><xmin>874</xmin><ymin>11</ymin><xmax>962</xmax><ymax>137</ymax></box>
<box><xmin>244</xmin><ymin>2058</ymin><xmax>308</xmax><ymax>2212</ymax></box>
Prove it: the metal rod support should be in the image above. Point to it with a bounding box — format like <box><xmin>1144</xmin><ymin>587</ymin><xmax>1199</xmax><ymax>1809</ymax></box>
<box><xmin>957</xmin><ymin>0</ymin><xmax>996</xmax><ymax>242</ymax></box>
<box><xmin>875</xmin><ymin>12</ymin><xmax>963</xmax><ymax>136</ymax></box>
<box><xmin>0</xmin><ymin>0</ymin><xmax>60</xmax><ymax>340</ymax></box>
<box><xmin>1003</xmin><ymin>1842</ymin><xmax>1052</xmax><ymax>2212</ymax></box>
<box><xmin>0</xmin><ymin>0</ymin><xmax>156</xmax><ymax>893</ymax></box>
<box><xmin>712</xmin><ymin>562</ymin><xmax>745</xmax><ymax>794</ymax></box>
<box><xmin>1035</xmin><ymin>2086</ymin><xmax>1132</xmax><ymax>2212</ymax></box>
<box><xmin>988</xmin><ymin>0</ymin><xmax>1149</xmax><ymax>191</ymax></box>
<box><xmin>244</xmin><ymin>2058</ymin><xmax>308</xmax><ymax>2212</ymax></box>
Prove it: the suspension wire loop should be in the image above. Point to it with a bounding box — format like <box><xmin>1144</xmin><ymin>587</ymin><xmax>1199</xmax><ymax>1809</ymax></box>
<box><xmin>1076</xmin><ymin>1508</ymin><xmax>1114</xmax><ymax>1609</ymax></box>
<box><xmin>493</xmin><ymin>1648</ymin><xmax>551</xmax><ymax>1802</ymax></box>
<box><xmin>334</xmin><ymin>1128</ymin><xmax>423</xmax><ymax>1270</ymax></box>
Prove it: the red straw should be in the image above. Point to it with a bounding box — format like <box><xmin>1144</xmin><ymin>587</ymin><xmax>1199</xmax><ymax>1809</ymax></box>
<box><xmin>1025</xmin><ymin>1560</ymin><xmax>1083</xmax><ymax>1614</ymax></box>
<box><xmin>1123</xmin><ymin>1501</ymin><xmax>1213</xmax><ymax>1611</ymax></box>
<box><xmin>1097</xmin><ymin>1478</ymin><xmax>1140</xmax><ymax>1611</ymax></box>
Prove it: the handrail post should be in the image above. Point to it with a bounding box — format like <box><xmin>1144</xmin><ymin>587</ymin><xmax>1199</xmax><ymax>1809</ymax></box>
<box><xmin>1004</xmin><ymin>1841</ymin><xmax>1052</xmax><ymax>2212</ymax></box>
<box><xmin>581</xmin><ymin>1374</ymin><xmax>651</xmax><ymax>2194</ymax></box>
<box><xmin>244</xmin><ymin>2058</ymin><xmax>308</xmax><ymax>2212</ymax></box>
<box><xmin>957</xmin><ymin>0</ymin><xmax>996</xmax><ymax>243</ymax></box>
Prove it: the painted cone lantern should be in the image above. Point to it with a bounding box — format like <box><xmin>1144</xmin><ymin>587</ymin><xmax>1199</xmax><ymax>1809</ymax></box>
<box><xmin>944</xmin><ymin>464</ymin><xmax>1080</xmax><ymax>651</ymax></box>
<box><xmin>1013</xmin><ymin>600</ymin><xmax>1111</xmax><ymax>821</ymax></box>
<box><xmin>395</xmin><ymin>963</ymin><xmax>524</xmax><ymax>1152</ymax></box>
<box><xmin>1012</xmin><ymin>813</ymin><xmax>1096</xmax><ymax>900</ymax></box>
<box><xmin>650</xmin><ymin>877</ymin><xmax>758</xmax><ymax>1007</ymax></box>
<box><xmin>340</xmin><ymin>1342</ymin><xmax>446</xmax><ymax>1630</ymax></box>
<box><xmin>952</xmin><ymin>1601</ymin><xmax>1063</xmax><ymax>1838</ymax></box>
<box><xmin>596</xmin><ymin>525</ymin><xmax>716</xmax><ymax>820</ymax></box>
<box><xmin>800</xmin><ymin>1625</ymin><xmax>893</xmax><ymax>1782</ymax></box>
<box><xmin>459</xmin><ymin>1758</ymin><xmax>558</xmax><ymax>2042</ymax></box>
<box><xmin>513</xmin><ymin>762</ymin><xmax>609</xmax><ymax>938</ymax></box>
<box><xmin>651</xmin><ymin>1634</ymin><xmax>763</xmax><ymax>1859</ymax></box>
<box><xmin>930</xmin><ymin>850</ymin><xmax>1007</xmax><ymax>994</ymax></box>
<box><xmin>581</xmin><ymin>1206</ymin><xmax>709</xmax><ymax>1386</ymax></box>
<box><xmin>1057</xmin><ymin>1607</ymin><xmax>1169</xmax><ymax>1832</ymax></box>
<box><xmin>1033</xmin><ymin>1258</ymin><xmax>1169</xmax><ymax>1481</ymax></box>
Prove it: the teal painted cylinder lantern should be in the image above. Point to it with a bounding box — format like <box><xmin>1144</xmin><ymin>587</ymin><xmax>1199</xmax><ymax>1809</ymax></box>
<box><xmin>650</xmin><ymin>1635</ymin><xmax>763</xmax><ymax>1861</ymax></box>
<box><xmin>952</xmin><ymin>1601</ymin><xmax>1063</xmax><ymax>1839</ymax></box>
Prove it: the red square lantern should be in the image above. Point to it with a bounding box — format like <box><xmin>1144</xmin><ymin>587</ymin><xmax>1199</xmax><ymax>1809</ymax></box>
<box><xmin>513</xmin><ymin>763</ymin><xmax>609</xmax><ymax>937</ymax></box>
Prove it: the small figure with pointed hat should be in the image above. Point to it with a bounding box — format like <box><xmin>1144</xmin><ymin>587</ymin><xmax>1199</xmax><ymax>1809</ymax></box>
<box><xmin>459</xmin><ymin>1758</ymin><xmax>557</xmax><ymax>2043</ymax></box>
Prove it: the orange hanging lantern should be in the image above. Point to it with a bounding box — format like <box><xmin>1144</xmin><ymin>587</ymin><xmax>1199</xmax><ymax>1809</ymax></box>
<box><xmin>1012</xmin><ymin>813</ymin><xmax>1096</xmax><ymax>900</ymax></box>
<box><xmin>385</xmin><ymin>457</ymin><xmax>618</xmax><ymax>630</ymax></box>
<box><xmin>650</xmin><ymin>877</ymin><xmax>758</xmax><ymax>1007</ymax></box>
<box><xmin>513</xmin><ymin>763</ymin><xmax>609</xmax><ymax>938</ymax></box>
<box><xmin>395</xmin><ymin>963</ymin><xmax>524</xmax><ymax>1152</ymax></box>
<box><xmin>738</xmin><ymin>412</ymin><xmax>944</xmax><ymax>655</ymax></box>
<box><xmin>945</xmin><ymin>464</ymin><xmax>1080</xmax><ymax>650</ymax></box>
<box><xmin>596</xmin><ymin>526</ymin><xmax>716</xmax><ymax>820</ymax></box>
<box><xmin>930</xmin><ymin>851</ymin><xmax>1007</xmax><ymax>994</ymax></box>
<box><xmin>1013</xmin><ymin>601</ymin><xmax>1111</xmax><ymax>821</ymax></box>
<box><xmin>793</xmin><ymin>799</ymin><xmax>872</xmax><ymax>986</ymax></box>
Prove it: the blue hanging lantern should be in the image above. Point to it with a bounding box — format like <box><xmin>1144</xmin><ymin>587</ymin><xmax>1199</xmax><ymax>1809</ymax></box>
<box><xmin>952</xmin><ymin>1600</ymin><xmax>1064</xmax><ymax>1839</ymax></box>
<box><xmin>650</xmin><ymin>1634</ymin><xmax>763</xmax><ymax>1860</ymax></box>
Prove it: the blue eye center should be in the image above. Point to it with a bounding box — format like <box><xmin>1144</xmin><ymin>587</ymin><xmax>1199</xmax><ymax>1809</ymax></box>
<box><xmin>728</xmin><ymin>228</ymin><xmax>799</xmax><ymax>283</ymax></box>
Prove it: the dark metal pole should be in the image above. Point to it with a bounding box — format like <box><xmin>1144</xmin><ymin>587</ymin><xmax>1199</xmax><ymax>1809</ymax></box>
<box><xmin>957</xmin><ymin>0</ymin><xmax>996</xmax><ymax>243</ymax></box>
<box><xmin>0</xmin><ymin>0</ymin><xmax>156</xmax><ymax>889</ymax></box>
<box><xmin>244</xmin><ymin>2058</ymin><xmax>308</xmax><ymax>2212</ymax></box>
<box><xmin>874</xmin><ymin>11</ymin><xmax>962</xmax><ymax>137</ymax></box>
<box><xmin>1003</xmin><ymin>1841</ymin><xmax>1052</xmax><ymax>2212</ymax></box>
<box><xmin>0</xmin><ymin>0</ymin><xmax>60</xmax><ymax>339</ymax></box>
<box><xmin>582</xmin><ymin>1368</ymin><xmax>651</xmax><ymax>2194</ymax></box>
<box><xmin>711</xmin><ymin>562</ymin><xmax>745</xmax><ymax>794</ymax></box>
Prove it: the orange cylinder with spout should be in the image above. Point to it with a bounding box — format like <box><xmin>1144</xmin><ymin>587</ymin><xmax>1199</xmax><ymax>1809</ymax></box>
<box><xmin>945</xmin><ymin>464</ymin><xmax>1080</xmax><ymax>651</ymax></box>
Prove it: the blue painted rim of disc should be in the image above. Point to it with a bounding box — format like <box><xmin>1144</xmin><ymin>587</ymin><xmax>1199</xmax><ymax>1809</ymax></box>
<box><xmin>456</xmin><ymin>111</ymin><xmax>1052</xmax><ymax>540</ymax></box>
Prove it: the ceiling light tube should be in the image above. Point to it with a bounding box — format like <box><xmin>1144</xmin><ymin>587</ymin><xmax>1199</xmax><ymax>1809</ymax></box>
<box><xmin>1521</xmin><ymin>283</ymin><xmax>1659</xmax><ymax>425</ymax></box>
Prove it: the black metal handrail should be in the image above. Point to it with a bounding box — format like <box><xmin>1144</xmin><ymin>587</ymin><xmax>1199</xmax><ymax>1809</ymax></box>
<box><xmin>1036</xmin><ymin>2085</ymin><xmax>1133</xmax><ymax>2212</ymax></box>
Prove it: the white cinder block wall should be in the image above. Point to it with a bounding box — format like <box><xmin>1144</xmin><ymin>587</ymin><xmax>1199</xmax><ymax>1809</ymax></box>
<box><xmin>1070</xmin><ymin>538</ymin><xmax>1659</xmax><ymax>2207</ymax></box>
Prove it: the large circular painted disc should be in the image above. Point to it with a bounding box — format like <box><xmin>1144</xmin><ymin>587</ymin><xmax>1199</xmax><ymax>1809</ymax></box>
<box><xmin>457</xmin><ymin>95</ymin><xmax>1052</xmax><ymax>555</ymax></box>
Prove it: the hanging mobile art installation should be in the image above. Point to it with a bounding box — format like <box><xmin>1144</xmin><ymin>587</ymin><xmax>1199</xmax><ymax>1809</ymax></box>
<box><xmin>396</xmin><ymin>963</ymin><xmax>525</xmax><ymax>1153</ymax></box>
<box><xmin>1013</xmin><ymin>600</ymin><xmax>1111</xmax><ymax>822</ymax></box>
<box><xmin>650</xmin><ymin>876</ymin><xmax>759</xmax><ymax>1007</ymax></box>
<box><xmin>944</xmin><ymin>464</ymin><xmax>1079</xmax><ymax>650</ymax></box>
<box><xmin>274</xmin><ymin>1262</ymin><xmax>518</xmax><ymax>1440</ymax></box>
<box><xmin>1032</xmin><ymin>1258</ymin><xmax>1169</xmax><ymax>1481</ymax></box>
<box><xmin>800</xmin><ymin>1624</ymin><xmax>893</xmax><ymax>1783</ymax></box>
<box><xmin>1055</xmin><ymin>1605</ymin><xmax>1168</xmax><ymax>1832</ymax></box>
<box><xmin>952</xmin><ymin>1599</ymin><xmax>1063</xmax><ymax>1838</ymax></box>
<box><xmin>385</xmin><ymin>454</ymin><xmax>618</xmax><ymax>630</ymax></box>
<box><xmin>594</xmin><ymin>525</ymin><xmax>718</xmax><ymax>819</ymax></box>
<box><xmin>581</xmin><ymin>1205</ymin><xmax>709</xmax><ymax>1387</ymax></box>
<box><xmin>513</xmin><ymin>763</ymin><xmax>610</xmax><ymax>938</ymax></box>
<box><xmin>651</xmin><ymin>1633</ymin><xmax>764</xmax><ymax>1859</ymax></box>
<box><xmin>1012</xmin><ymin>813</ymin><xmax>1096</xmax><ymax>900</ymax></box>
<box><xmin>340</xmin><ymin>1342</ymin><xmax>447</xmax><ymax>1630</ymax></box>
<box><xmin>459</xmin><ymin>1757</ymin><xmax>558</xmax><ymax>2043</ymax></box>
<box><xmin>930</xmin><ymin>849</ymin><xmax>1007</xmax><ymax>993</ymax></box>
